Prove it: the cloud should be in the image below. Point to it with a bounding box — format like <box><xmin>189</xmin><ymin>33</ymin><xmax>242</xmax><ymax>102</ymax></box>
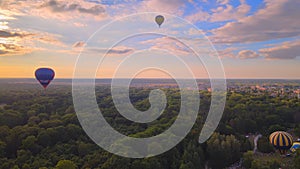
<box><xmin>73</xmin><ymin>22</ymin><xmax>87</xmax><ymax>27</ymax></box>
<box><xmin>186</xmin><ymin>28</ymin><xmax>205</xmax><ymax>36</ymax></box>
<box><xmin>86</xmin><ymin>46</ymin><xmax>135</xmax><ymax>57</ymax></box>
<box><xmin>112</xmin><ymin>0</ymin><xmax>187</xmax><ymax>16</ymax></box>
<box><xmin>0</xmin><ymin>30</ymin><xmax>35</xmax><ymax>54</ymax></box>
<box><xmin>0</xmin><ymin>28</ymin><xmax>68</xmax><ymax>57</ymax></box>
<box><xmin>237</xmin><ymin>50</ymin><xmax>259</xmax><ymax>59</ymax></box>
<box><xmin>185</xmin><ymin>10</ymin><xmax>210</xmax><ymax>23</ymax></box>
<box><xmin>10</xmin><ymin>30</ymin><xmax>67</xmax><ymax>48</ymax></box>
<box><xmin>218</xmin><ymin>39</ymin><xmax>300</xmax><ymax>60</ymax></box>
<box><xmin>217</xmin><ymin>47</ymin><xmax>237</xmax><ymax>58</ymax></box>
<box><xmin>210</xmin><ymin>0</ymin><xmax>250</xmax><ymax>22</ymax></box>
<box><xmin>185</xmin><ymin>0</ymin><xmax>250</xmax><ymax>23</ymax></box>
<box><xmin>142</xmin><ymin>0</ymin><xmax>186</xmax><ymax>14</ymax></box>
<box><xmin>0</xmin><ymin>21</ymin><xmax>9</xmax><ymax>30</ymax></box>
<box><xmin>141</xmin><ymin>36</ymin><xmax>192</xmax><ymax>56</ymax></box>
<box><xmin>259</xmin><ymin>40</ymin><xmax>300</xmax><ymax>59</ymax></box>
<box><xmin>217</xmin><ymin>0</ymin><xmax>230</xmax><ymax>5</ymax></box>
<box><xmin>0</xmin><ymin>11</ymin><xmax>17</xmax><ymax>20</ymax></box>
<box><xmin>107</xmin><ymin>46</ymin><xmax>134</xmax><ymax>55</ymax></box>
<box><xmin>0</xmin><ymin>30</ymin><xmax>32</xmax><ymax>38</ymax></box>
<box><xmin>211</xmin><ymin>0</ymin><xmax>300</xmax><ymax>43</ymax></box>
<box><xmin>40</xmin><ymin>0</ymin><xmax>106</xmax><ymax>15</ymax></box>
<box><xmin>0</xmin><ymin>43</ymin><xmax>32</xmax><ymax>56</ymax></box>
<box><xmin>0</xmin><ymin>0</ymin><xmax>108</xmax><ymax>21</ymax></box>
<box><xmin>217</xmin><ymin>48</ymin><xmax>260</xmax><ymax>59</ymax></box>
<box><xmin>36</xmin><ymin>34</ymin><xmax>67</xmax><ymax>47</ymax></box>
<box><xmin>72</xmin><ymin>41</ymin><xmax>85</xmax><ymax>48</ymax></box>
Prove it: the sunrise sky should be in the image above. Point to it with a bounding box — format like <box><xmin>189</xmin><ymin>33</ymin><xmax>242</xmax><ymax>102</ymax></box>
<box><xmin>0</xmin><ymin>0</ymin><xmax>299</xmax><ymax>79</ymax></box>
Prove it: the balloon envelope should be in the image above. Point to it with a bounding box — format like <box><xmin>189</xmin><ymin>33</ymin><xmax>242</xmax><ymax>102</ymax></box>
<box><xmin>35</xmin><ymin>68</ymin><xmax>55</xmax><ymax>89</ymax></box>
<box><xmin>269</xmin><ymin>131</ymin><xmax>293</xmax><ymax>150</ymax></box>
<box><xmin>155</xmin><ymin>15</ymin><xmax>164</xmax><ymax>27</ymax></box>
<box><xmin>290</xmin><ymin>142</ymin><xmax>300</xmax><ymax>152</ymax></box>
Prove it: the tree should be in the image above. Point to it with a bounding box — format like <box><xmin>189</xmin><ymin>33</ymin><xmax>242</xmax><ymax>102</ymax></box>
<box><xmin>16</xmin><ymin>150</ymin><xmax>31</xmax><ymax>165</ymax></box>
<box><xmin>0</xmin><ymin>110</ymin><xmax>23</xmax><ymax>127</ymax></box>
<box><xmin>37</xmin><ymin>131</ymin><xmax>51</xmax><ymax>147</ymax></box>
<box><xmin>207</xmin><ymin>133</ymin><xmax>241</xmax><ymax>168</ymax></box>
<box><xmin>242</xmin><ymin>151</ymin><xmax>254</xmax><ymax>168</ymax></box>
<box><xmin>78</xmin><ymin>142</ymin><xmax>95</xmax><ymax>157</ymax></box>
<box><xmin>22</xmin><ymin>136</ymin><xmax>36</xmax><ymax>150</ymax></box>
<box><xmin>251</xmin><ymin>159</ymin><xmax>280</xmax><ymax>169</ymax></box>
<box><xmin>180</xmin><ymin>141</ymin><xmax>204</xmax><ymax>169</ymax></box>
<box><xmin>179</xmin><ymin>162</ymin><xmax>194</xmax><ymax>169</ymax></box>
<box><xmin>55</xmin><ymin>160</ymin><xmax>77</xmax><ymax>169</ymax></box>
<box><xmin>101</xmin><ymin>156</ymin><xmax>131</xmax><ymax>169</ymax></box>
<box><xmin>257</xmin><ymin>136</ymin><xmax>274</xmax><ymax>153</ymax></box>
<box><xmin>295</xmin><ymin>150</ymin><xmax>300</xmax><ymax>169</ymax></box>
<box><xmin>1</xmin><ymin>83</ymin><xmax>300</xmax><ymax>169</ymax></box>
<box><xmin>0</xmin><ymin>141</ymin><xmax>6</xmax><ymax>157</ymax></box>
<box><xmin>11</xmin><ymin>165</ymin><xmax>20</xmax><ymax>169</ymax></box>
<box><xmin>22</xmin><ymin>164</ymin><xmax>30</xmax><ymax>169</ymax></box>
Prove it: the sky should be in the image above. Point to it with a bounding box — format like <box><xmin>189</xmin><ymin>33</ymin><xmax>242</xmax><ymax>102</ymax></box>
<box><xmin>0</xmin><ymin>0</ymin><xmax>299</xmax><ymax>79</ymax></box>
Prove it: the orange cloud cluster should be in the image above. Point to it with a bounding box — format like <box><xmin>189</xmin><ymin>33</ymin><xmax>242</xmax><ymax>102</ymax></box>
<box><xmin>0</xmin><ymin>30</ymin><xmax>33</xmax><ymax>56</ymax></box>
<box><xmin>0</xmin><ymin>28</ymin><xmax>67</xmax><ymax>57</ymax></box>
<box><xmin>0</xmin><ymin>43</ymin><xmax>31</xmax><ymax>56</ymax></box>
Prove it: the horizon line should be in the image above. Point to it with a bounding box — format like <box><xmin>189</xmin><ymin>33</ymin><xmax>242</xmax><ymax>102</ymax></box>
<box><xmin>1</xmin><ymin>78</ymin><xmax>300</xmax><ymax>80</ymax></box>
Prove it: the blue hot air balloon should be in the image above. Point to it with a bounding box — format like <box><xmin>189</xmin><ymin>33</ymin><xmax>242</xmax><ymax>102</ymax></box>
<box><xmin>35</xmin><ymin>68</ymin><xmax>55</xmax><ymax>89</ymax></box>
<box><xmin>290</xmin><ymin>142</ymin><xmax>300</xmax><ymax>153</ymax></box>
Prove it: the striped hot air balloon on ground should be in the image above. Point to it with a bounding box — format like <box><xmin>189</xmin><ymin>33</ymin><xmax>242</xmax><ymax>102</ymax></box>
<box><xmin>290</xmin><ymin>142</ymin><xmax>300</xmax><ymax>153</ymax></box>
<box><xmin>269</xmin><ymin>131</ymin><xmax>293</xmax><ymax>154</ymax></box>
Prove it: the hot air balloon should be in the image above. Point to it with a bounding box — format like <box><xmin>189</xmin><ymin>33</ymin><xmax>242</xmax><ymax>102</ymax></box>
<box><xmin>155</xmin><ymin>15</ymin><xmax>164</xmax><ymax>28</ymax></box>
<box><xmin>290</xmin><ymin>142</ymin><xmax>300</xmax><ymax>153</ymax></box>
<box><xmin>269</xmin><ymin>131</ymin><xmax>293</xmax><ymax>154</ymax></box>
<box><xmin>35</xmin><ymin>68</ymin><xmax>55</xmax><ymax>89</ymax></box>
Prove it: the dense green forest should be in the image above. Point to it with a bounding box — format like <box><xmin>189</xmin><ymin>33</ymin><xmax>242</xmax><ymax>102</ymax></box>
<box><xmin>0</xmin><ymin>83</ymin><xmax>299</xmax><ymax>169</ymax></box>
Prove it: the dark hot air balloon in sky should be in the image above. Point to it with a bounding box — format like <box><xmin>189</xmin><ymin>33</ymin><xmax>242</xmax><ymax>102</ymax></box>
<box><xmin>155</xmin><ymin>15</ymin><xmax>164</xmax><ymax>28</ymax></box>
<box><xmin>35</xmin><ymin>68</ymin><xmax>55</xmax><ymax>89</ymax></box>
